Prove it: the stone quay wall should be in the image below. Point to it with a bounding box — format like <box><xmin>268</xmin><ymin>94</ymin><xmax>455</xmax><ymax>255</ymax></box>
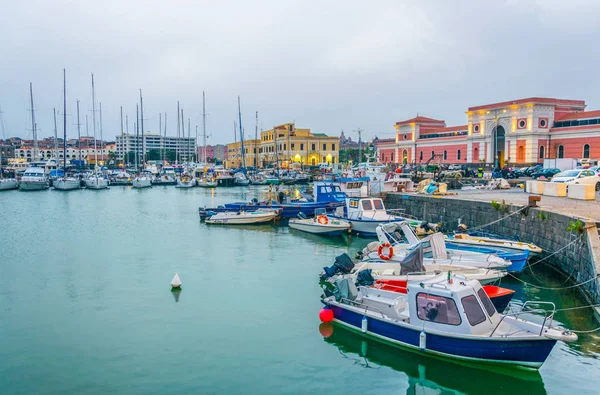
<box><xmin>385</xmin><ymin>193</ymin><xmax>600</xmax><ymax>307</ymax></box>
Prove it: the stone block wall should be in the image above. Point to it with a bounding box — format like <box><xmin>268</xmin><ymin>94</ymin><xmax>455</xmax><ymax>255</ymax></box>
<box><xmin>385</xmin><ymin>193</ymin><xmax>600</xmax><ymax>306</ymax></box>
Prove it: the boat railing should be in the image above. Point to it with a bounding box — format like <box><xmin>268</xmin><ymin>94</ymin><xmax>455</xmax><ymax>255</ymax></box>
<box><xmin>490</xmin><ymin>301</ymin><xmax>556</xmax><ymax>337</ymax></box>
<box><xmin>340</xmin><ymin>298</ymin><xmax>386</xmax><ymax>319</ymax></box>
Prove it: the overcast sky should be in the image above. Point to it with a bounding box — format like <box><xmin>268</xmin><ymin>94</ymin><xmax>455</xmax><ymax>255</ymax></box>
<box><xmin>1</xmin><ymin>0</ymin><xmax>599</xmax><ymax>145</ymax></box>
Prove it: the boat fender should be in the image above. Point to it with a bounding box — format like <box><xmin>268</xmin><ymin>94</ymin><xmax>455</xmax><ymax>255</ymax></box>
<box><xmin>361</xmin><ymin>316</ymin><xmax>368</xmax><ymax>333</ymax></box>
<box><xmin>378</xmin><ymin>242</ymin><xmax>394</xmax><ymax>260</ymax></box>
<box><xmin>419</xmin><ymin>331</ymin><xmax>426</xmax><ymax>350</ymax></box>
<box><xmin>319</xmin><ymin>307</ymin><xmax>334</xmax><ymax>323</ymax></box>
<box><xmin>317</xmin><ymin>215</ymin><xmax>329</xmax><ymax>225</ymax></box>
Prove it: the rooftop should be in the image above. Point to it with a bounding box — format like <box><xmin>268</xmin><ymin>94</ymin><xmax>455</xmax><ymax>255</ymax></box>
<box><xmin>555</xmin><ymin>110</ymin><xmax>600</xmax><ymax>121</ymax></box>
<box><xmin>467</xmin><ymin>97</ymin><xmax>586</xmax><ymax>112</ymax></box>
<box><xmin>395</xmin><ymin>116</ymin><xmax>445</xmax><ymax>126</ymax></box>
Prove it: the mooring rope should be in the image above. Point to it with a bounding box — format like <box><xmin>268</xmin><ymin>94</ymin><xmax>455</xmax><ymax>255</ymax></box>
<box><xmin>507</xmin><ymin>272</ymin><xmax>599</xmax><ymax>291</ymax></box>
<box><xmin>466</xmin><ymin>206</ymin><xmax>527</xmax><ymax>232</ymax></box>
<box><xmin>527</xmin><ymin>234</ymin><xmax>584</xmax><ymax>269</ymax></box>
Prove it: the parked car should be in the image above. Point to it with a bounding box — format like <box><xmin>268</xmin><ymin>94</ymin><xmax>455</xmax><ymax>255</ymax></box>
<box><xmin>551</xmin><ymin>169</ymin><xmax>600</xmax><ymax>190</ymax></box>
<box><xmin>524</xmin><ymin>165</ymin><xmax>543</xmax><ymax>177</ymax></box>
<box><xmin>531</xmin><ymin>168</ymin><xmax>561</xmax><ymax>180</ymax></box>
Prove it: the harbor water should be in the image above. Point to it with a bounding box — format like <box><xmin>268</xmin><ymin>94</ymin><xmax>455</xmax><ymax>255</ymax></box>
<box><xmin>1</xmin><ymin>186</ymin><xmax>599</xmax><ymax>394</ymax></box>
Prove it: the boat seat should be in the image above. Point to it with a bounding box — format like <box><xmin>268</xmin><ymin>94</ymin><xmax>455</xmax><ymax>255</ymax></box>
<box><xmin>382</xmin><ymin>269</ymin><xmax>396</xmax><ymax>276</ymax></box>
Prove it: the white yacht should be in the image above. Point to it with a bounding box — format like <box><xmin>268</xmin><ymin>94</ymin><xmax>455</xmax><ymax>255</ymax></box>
<box><xmin>132</xmin><ymin>175</ymin><xmax>152</xmax><ymax>188</ymax></box>
<box><xmin>18</xmin><ymin>167</ymin><xmax>49</xmax><ymax>191</ymax></box>
<box><xmin>0</xmin><ymin>178</ymin><xmax>18</xmax><ymax>190</ymax></box>
<box><xmin>54</xmin><ymin>177</ymin><xmax>80</xmax><ymax>191</ymax></box>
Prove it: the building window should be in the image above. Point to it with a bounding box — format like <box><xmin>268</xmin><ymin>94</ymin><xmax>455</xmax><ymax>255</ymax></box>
<box><xmin>539</xmin><ymin>145</ymin><xmax>544</xmax><ymax>159</ymax></box>
<box><xmin>517</xmin><ymin>146</ymin><xmax>525</xmax><ymax>161</ymax></box>
<box><xmin>283</xmin><ymin>144</ymin><xmax>286</xmax><ymax>151</ymax></box>
<box><xmin>381</xmin><ymin>153</ymin><xmax>384</xmax><ymax>161</ymax></box>
<box><xmin>322</xmin><ymin>156</ymin><xmax>326</xmax><ymax>162</ymax></box>
<box><xmin>420</xmin><ymin>151</ymin><xmax>423</xmax><ymax>161</ymax></box>
<box><xmin>583</xmin><ymin>144</ymin><xmax>590</xmax><ymax>158</ymax></box>
<box><xmin>300</xmin><ymin>143</ymin><xmax>304</xmax><ymax>151</ymax></box>
<box><xmin>431</xmin><ymin>150</ymin><xmax>435</xmax><ymax>158</ymax></box>
<box><xmin>322</xmin><ymin>143</ymin><xmax>326</xmax><ymax>151</ymax></box>
<box><xmin>457</xmin><ymin>150</ymin><xmax>461</xmax><ymax>160</ymax></box>
<box><xmin>291</xmin><ymin>143</ymin><xmax>295</xmax><ymax>150</ymax></box>
<box><xmin>391</xmin><ymin>152</ymin><xmax>394</xmax><ymax>161</ymax></box>
<box><xmin>332</xmin><ymin>143</ymin><xmax>336</xmax><ymax>151</ymax></box>
<box><xmin>443</xmin><ymin>150</ymin><xmax>447</xmax><ymax>160</ymax></box>
<box><xmin>558</xmin><ymin>145</ymin><xmax>564</xmax><ymax>158</ymax></box>
<box><xmin>402</xmin><ymin>150</ymin><xmax>407</xmax><ymax>164</ymax></box>
<box><xmin>311</xmin><ymin>143</ymin><xmax>316</xmax><ymax>151</ymax></box>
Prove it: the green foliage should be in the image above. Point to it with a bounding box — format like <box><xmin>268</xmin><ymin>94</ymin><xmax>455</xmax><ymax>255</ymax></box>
<box><xmin>566</xmin><ymin>220</ymin><xmax>585</xmax><ymax>234</ymax></box>
<box><xmin>537</xmin><ymin>211</ymin><xmax>549</xmax><ymax>221</ymax></box>
<box><xmin>491</xmin><ymin>199</ymin><xmax>509</xmax><ymax>213</ymax></box>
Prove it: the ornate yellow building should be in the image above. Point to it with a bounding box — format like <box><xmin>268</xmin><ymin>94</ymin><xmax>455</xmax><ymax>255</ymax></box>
<box><xmin>226</xmin><ymin>123</ymin><xmax>338</xmax><ymax>169</ymax></box>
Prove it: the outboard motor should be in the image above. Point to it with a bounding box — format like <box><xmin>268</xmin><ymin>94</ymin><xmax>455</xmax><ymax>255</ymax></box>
<box><xmin>321</xmin><ymin>253</ymin><xmax>355</xmax><ymax>279</ymax></box>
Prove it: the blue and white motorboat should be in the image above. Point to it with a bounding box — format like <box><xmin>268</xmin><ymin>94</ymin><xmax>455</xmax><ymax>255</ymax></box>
<box><xmin>444</xmin><ymin>242</ymin><xmax>529</xmax><ymax>274</ymax></box>
<box><xmin>448</xmin><ymin>233</ymin><xmax>542</xmax><ymax>258</ymax></box>
<box><xmin>321</xmin><ymin>273</ymin><xmax>577</xmax><ymax>369</ymax></box>
<box><xmin>288</xmin><ymin>209</ymin><xmax>351</xmax><ymax>236</ymax></box>
<box><xmin>329</xmin><ymin>196</ymin><xmax>406</xmax><ymax>237</ymax></box>
<box><xmin>198</xmin><ymin>183</ymin><xmax>347</xmax><ymax>219</ymax></box>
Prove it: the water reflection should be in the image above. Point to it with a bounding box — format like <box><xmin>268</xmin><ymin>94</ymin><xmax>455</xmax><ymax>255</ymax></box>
<box><xmin>321</xmin><ymin>323</ymin><xmax>547</xmax><ymax>395</ymax></box>
<box><xmin>171</xmin><ymin>288</ymin><xmax>181</xmax><ymax>303</ymax></box>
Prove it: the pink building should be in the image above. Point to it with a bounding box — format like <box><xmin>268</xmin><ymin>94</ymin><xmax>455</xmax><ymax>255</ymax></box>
<box><xmin>198</xmin><ymin>144</ymin><xmax>228</xmax><ymax>163</ymax></box>
<box><xmin>376</xmin><ymin>97</ymin><xmax>600</xmax><ymax>166</ymax></box>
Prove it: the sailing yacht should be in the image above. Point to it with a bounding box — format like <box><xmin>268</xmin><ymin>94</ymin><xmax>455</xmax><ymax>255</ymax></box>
<box><xmin>85</xmin><ymin>74</ymin><xmax>108</xmax><ymax>190</ymax></box>
<box><xmin>132</xmin><ymin>90</ymin><xmax>152</xmax><ymax>189</ymax></box>
<box><xmin>54</xmin><ymin>69</ymin><xmax>79</xmax><ymax>191</ymax></box>
<box><xmin>19</xmin><ymin>84</ymin><xmax>48</xmax><ymax>191</ymax></box>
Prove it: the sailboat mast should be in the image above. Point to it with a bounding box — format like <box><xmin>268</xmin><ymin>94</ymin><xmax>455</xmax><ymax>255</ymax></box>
<box><xmin>187</xmin><ymin>118</ymin><xmax>190</xmax><ymax>163</ymax></box>
<box><xmin>120</xmin><ymin>106</ymin><xmax>124</xmax><ymax>165</ymax></box>
<box><xmin>238</xmin><ymin>96</ymin><xmax>245</xmax><ymax>170</ymax></box>
<box><xmin>53</xmin><ymin>109</ymin><xmax>58</xmax><ymax>166</ymax></box>
<box><xmin>181</xmin><ymin>109</ymin><xmax>184</xmax><ymax>162</ymax></box>
<box><xmin>159</xmin><ymin>113</ymin><xmax>162</xmax><ymax>163</ymax></box>
<box><xmin>140</xmin><ymin>90</ymin><xmax>144</xmax><ymax>167</ymax></box>
<box><xmin>0</xmin><ymin>105</ymin><xmax>4</xmax><ymax>172</ymax></box>
<box><xmin>76</xmin><ymin>101</ymin><xmax>81</xmax><ymax>167</ymax></box>
<box><xmin>29</xmin><ymin>83</ymin><xmax>38</xmax><ymax>162</ymax></box>
<box><xmin>202</xmin><ymin>91</ymin><xmax>206</xmax><ymax>165</ymax></box>
<box><xmin>63</xmin><ymin>69</ymin><xmax>67</xmax><ymax>171</ymax></box>
<box><xmin>176</xmin><ymin>101</ymin><xmax>180</xmax><ymax>165</ymax></box>
<box><xmin>100</xmin><ymin>103</ymin><xmax>104</xmax><ymax>169</ymax></box>
<box><xmin>254</xmin><ymin>111</ymin><xmax>258</xmax><ymax>169</ymax></box>
<box><xmin>91</xmin><ymin>74</ymin><xmax>97</xmax><ymax>174</ymax></box>
<box><xmin>163</xmin><ymin>113</ymin><xmax>167</xmax><ymax>163</ymax></box>
<box><xmin>135</xmin><ymin>104</ymin><xmax>139</xmax><ymax>171</ymax></box>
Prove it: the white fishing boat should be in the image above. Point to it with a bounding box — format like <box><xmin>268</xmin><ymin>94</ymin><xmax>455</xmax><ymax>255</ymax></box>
<box><xmin>214</xmin><ymin>168</ymin><xmax>236</xmax><ymax>187</ymax></box>
<box><xmin>205</xmin><ymin>209</ymin><xmax>280</xmax><ymax>224</ymax></box>
<box><xmin>289</xmin><ymin>210</ymin><xmax>350</xmax><ymax>236</ymax></box>
<box><xmin>329</xmin><ymin>196</ymin><xmax>405</xmax><ymax>237</ymax></box>
<box><xmin>132</xmin><ymin>175</ymin><xmax>152</xmax><ymax>188</ymax></box>
<box><xmin>19</xmin><ymin>167</ymin><xmax>49</xmax><ymax>191</ymax></box>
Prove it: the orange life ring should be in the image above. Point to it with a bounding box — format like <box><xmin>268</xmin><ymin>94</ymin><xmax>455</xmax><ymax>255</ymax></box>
<box><xmin>317</xmin><ymin>215</ymin><xmax>329</xmax><ymax>225</ymax></box>
<box><xmin>378</xmin><ymin>242</ymin><xmax>394</xmax><ymax>260</ymax></box>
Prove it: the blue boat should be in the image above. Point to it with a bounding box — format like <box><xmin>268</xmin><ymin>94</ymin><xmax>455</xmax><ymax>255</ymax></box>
<box><xmin>198</xmin><ymin>183</ymin><xmax>346</xmax><ymax>219</ymax></box>
<box><xmin>445</xmin><ymin>242</ymin><xmax>529</xmax><ymax>274</ymax></box>
<box><xmin>321</xmin><ymin>274</ymin><xmax>577</xmax><ymax>369</ymax></box>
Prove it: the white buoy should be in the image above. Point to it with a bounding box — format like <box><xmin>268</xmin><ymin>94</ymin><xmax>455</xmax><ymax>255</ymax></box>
<box><xmin>361</xmin><ymin>316</ymin><xmax>368</xmax><ymax>333</ymax></box>
<box><xmin>419</xmin><ymin>330</ymin><xmax>427</xmax><ymax>350</ymax></box>
<box><xmin>171</xmin><ymin>272</ymin><xmax>182</xmax><ymax>289</ymax></box>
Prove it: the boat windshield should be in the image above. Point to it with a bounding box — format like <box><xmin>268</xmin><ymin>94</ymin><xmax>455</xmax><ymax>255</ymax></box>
<box><xmin>361</xmin><ymin>200</ymin><xmax>373</xmax><ymax>210</ymax></box>
<box><xmin>372</xmin><ymin>199</ymin><xmax>384</xmax><ymax>210</ymax></box>
<box><xmin>461</xmin><ymin>295</ymin><xmax>487</xmax><ymax>326</ymax></box>
<box><xmin>477</xmin><ymin>288</ymin><xmax>496</xmax><ymax>317</ymax></box>
<box><xmin>416</xmin><ymin>293</ymin><xmax>461</xmax><ymax>325</ymax></box>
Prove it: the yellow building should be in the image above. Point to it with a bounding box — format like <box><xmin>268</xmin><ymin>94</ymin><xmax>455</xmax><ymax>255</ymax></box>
<box><xmin>226</xmin><ymin>123</ymin><xmax>338</xmax><ymax>169</ymax></box>
<box><xmin>225</xmin><ymin>139</ymin><xmax>260</xmax><ymax>168</ymax></box>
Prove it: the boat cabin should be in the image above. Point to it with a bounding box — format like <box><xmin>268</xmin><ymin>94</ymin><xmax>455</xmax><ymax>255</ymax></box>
<box><xmin>336</xmin><ymin>176</ymin><xmax>370</xmax><ymax>197</ymax></box>
<box><xmin>312</xmin><ymin>182</ymin><xmax>347</xmax><ymax>203</ymax></box>
<box><xmin>336</xmin><ymin>197</ymin><xmax>394</xmax><ymax>221</ymax></box>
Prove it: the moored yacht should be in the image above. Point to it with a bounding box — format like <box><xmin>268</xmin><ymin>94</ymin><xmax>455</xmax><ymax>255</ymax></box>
<box><xmin>132</xmin><ymin>174</ymin><xmax>152</xmax><ymax>188</ymax></box>
<box><xmin>85</xmin><ymin>175</ymin><xmax>109</xmax><ymax>190</ymax></box>
<box><xmin>54</xmin><ymin>176</ymin><xmax>80</xmax><ymax>191</ymax></box>
<box><xmin>18</xmin><ymin>167</ymin><xmax>49</xmax><ymax>191</ymax></box>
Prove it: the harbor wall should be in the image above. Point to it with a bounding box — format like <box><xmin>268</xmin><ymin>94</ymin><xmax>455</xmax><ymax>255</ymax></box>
<box><xmin>385</xmin><ymin>193</ymin><xmax>600</xmax><ymax>308</ymax></box>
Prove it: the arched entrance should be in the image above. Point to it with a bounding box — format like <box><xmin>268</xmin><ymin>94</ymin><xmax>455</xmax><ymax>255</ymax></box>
<box><xmin>492</xmin><ymin>125</ymin><xmax>506</xmax><ymax>167</ymax></box>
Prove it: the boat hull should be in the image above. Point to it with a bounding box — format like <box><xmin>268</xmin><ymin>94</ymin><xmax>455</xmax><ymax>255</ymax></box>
<box><xmin>53</xmin><ymin>179</ymin><xmax>80</xmax><ymax>190</ymax></box>
<box><xmin>18</xmin><ymin>181</ymin><xmax>49</xmax><ymax>191</ymax></box>
<box><xmin>205</xmin><ymin>212</ymin><xmax>278</xmax><ymax>224</ymax></box>
<box><xmin>206</xmin><ymin>201</ymin><xmax>344</xmax><ymax>219</ymax></box>
<box><xmin>132</xmin><ymin>179</ymin><xmax>152</xmax><ymax>188</ymax></box>
<box><xmin>330</xmin><ymin>216</ymin><xmax>405</xmax><ymax>237</ymax></box>
<box><xmin>326</xmin><ymin>302</ymin><xmax>556</xmax><ymax>369</ymax></box>
<box><xmin>0</xmin><ymin>179</ymin><xmax>18</xmax><ymax>190</ymax></box>
<box><xmin>289</xmin><ymin>220</ymin><xmax>349</xmax><ymax>236</ymax></box>
<box><xmin>446</xmin><ymin>243</ymin><xmax>529</xmax><ymax>274</ymax></box>
<box><xmin>216</xmin><ymin>177</ymin><xmax>235</xmax><ymax>187</ymax></box>
<box><xmin>85</xmin><ymin>178</ymin><xmax>109</xmax><ymax>190</ymax></box>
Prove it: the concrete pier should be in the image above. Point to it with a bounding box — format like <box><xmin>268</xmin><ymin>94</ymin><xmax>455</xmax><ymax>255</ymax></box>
<box><xmin>385</xmin><ymin>190</ymin><xmax>600</xmax><ymax>318</ymax></box>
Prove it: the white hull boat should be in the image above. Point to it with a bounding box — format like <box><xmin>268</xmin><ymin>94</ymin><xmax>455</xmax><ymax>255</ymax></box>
<box><xmin>85</xmin><ymin>176</ymin><xmax>109</xmax><ymax>190</ymax></box>
<box><xmin>289</xmin><ymin>215</ymin><xmax>350</xmax><ymax>236</ymax></box>
<box><xmin>18</xmin><ymin>167</ymin><xmax>49</xmax><ymax>191</ymax></box>
<box><xmin>132</xmin><ymin>177</ymin><xmax>152</xmax><ymax>188</ymax></box>
<box><xmin>205</xmin><ymin>209</ymin><xmax>280</xmax><ymax>224</ymax></box>
<box><xmin>197</xmin><ymin>178</ymin><xmax>217</xmax><ymax>188</ymax></box>
<box><xmin>176</xmin><ymin>178</ymin><xmax>196</xmax><ymax>188</ymax></box>
<box><xmin>0</xmin><ymin>179</ymin><xmax>18</xmax><ymax>190</ymax></box>
<box><xmin>53</xmin><ymin>177</ymin><xmax>80</xmax><ymax>191</ymax></box>
<box><xmin>449</xmin><ymin>233</ymin><xmax>542</xmax><ymax>257</ymax></box>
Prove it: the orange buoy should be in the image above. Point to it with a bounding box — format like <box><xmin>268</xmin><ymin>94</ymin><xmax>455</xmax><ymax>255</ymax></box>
<box><xmin>378</xmin><ymin>242</ymin><xmax>394</xmax><ymax>260</ymax></box>
<box><xmin>317</xmin><ymin>215</ymin><xmax>329</xmax><ymax>225</ymax></box>
<box><xmin>319</xmin><ymin>307</ymin><xmax>334</xmax><ymax>323</ymax></box>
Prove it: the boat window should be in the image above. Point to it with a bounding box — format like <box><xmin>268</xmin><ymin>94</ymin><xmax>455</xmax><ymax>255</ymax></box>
<box><xmin>416</xmin><ymin>293</ymin><xmax>461</xmax><ymax>325</ymax></box>
<box><xmin>461</xmin><ymin>295</ymin><xmax>487</xmax><ymax>326</ymax></box>
<box><xmin>372</xmin><ymin>199</ymin><xmax>384</xmax><ymax>210</ymax></box>
<box><xmin>477</xmin><ymin>288</ymin><xmax>496</xmax><ymax>317</ymax></box>
<box><xmin>349</xmin><ymin>199</ymin><xmax>359</xmax><ymax>208</ymax></box>
<box><xmin>361</xmin><ymin>200</ymin><xmax>373</xmax><ymax>210</ymax></box>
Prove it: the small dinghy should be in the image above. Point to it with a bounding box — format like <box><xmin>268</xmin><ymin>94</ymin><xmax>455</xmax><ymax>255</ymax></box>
<box><xmin>289</xmin><ymin>209</ymin><xmax>351</xmax><ymax>236</ymax></box>
<box><xmin>449</xmin><ymin>233</ymin><xmax>543</xmax><ymax>257</ymax></box>
<box><xmin>205</xmin><ymin>209</ymin><xmax>280</xmax><ymax>225</ymax></box>
<box><xmin>321</xmin><ymin>273</ymin><xmax>576</xmax><ymax>369</ymax></box>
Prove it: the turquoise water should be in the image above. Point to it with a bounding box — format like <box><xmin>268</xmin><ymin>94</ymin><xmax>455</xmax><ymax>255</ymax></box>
<box><xmin>0</xmin><ymin>186</ymin><xmax>599</xmax><ymax>394</ymax></box>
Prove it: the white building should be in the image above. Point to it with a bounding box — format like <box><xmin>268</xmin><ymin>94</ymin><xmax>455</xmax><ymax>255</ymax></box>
<box><xmin>116</xmin><ymin>133</ymin><xmax>196</xmax><ymax>161</ymax></box>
